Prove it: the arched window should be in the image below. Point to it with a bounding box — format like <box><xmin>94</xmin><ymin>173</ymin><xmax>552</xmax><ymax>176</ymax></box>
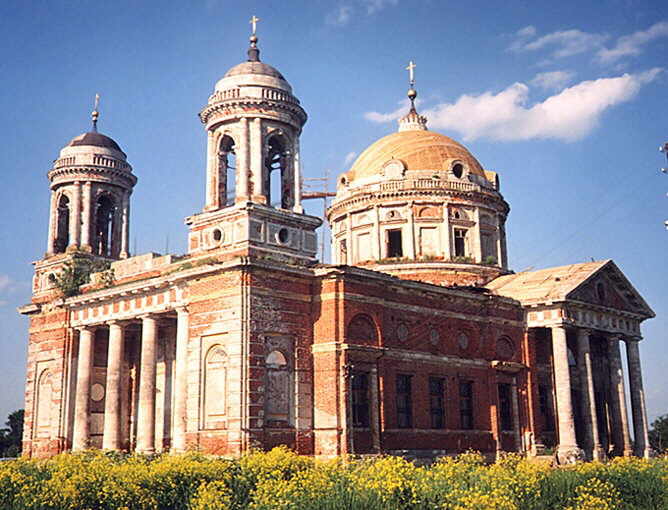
<box><xmin>203</xmin><ymin>346</ymin><xmax>227</xmax><ymax>429</ymax></box>
<box><xmin>54</xmin><ymin>194</ymin><xmax>70</xmax><ymax>253</ymax></box>
<box><xmin>94</xmin><ymin>194</ymin><xmax>116</xmax><ymax>257</ymax></box>
<box><xmin>35</xmin><ymin>369</ymin><xmax>53</xmax><ymax>438</ymax></box>
<box><xmin>265</xmin><ymin>134</ymin><xmax>292</xmax><ymax>209</ymax></box>
<box><xmin>495</xmin><ymin>336</ymin><xmax>515</xmax><ymax>361</ymax></box>
<box><xmin>265</xmin><ymin>350</ymin><xmax>290</xmax><ymax>423</ymax></box>
<box><xmin>218</xmin><ymin>135</ymin><xmax>236</xmax><ymax>207</ymax></box>
<box><xmin>346</xmin><ymin>314</ymin><xmax>378</xmax><ymax>345</ymax></box>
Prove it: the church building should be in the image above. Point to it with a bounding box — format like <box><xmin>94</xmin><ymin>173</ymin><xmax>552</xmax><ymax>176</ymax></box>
<box><xmin>19</xmin><ymin>25</ymin><xmax>655</xmax><ymax>464</ymax></box>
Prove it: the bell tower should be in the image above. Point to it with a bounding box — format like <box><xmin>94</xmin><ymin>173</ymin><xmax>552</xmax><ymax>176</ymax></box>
<box><xmin>186</xmin><ymin>21</ymin><xmax>321</xmax><ymax>261</ymax></box>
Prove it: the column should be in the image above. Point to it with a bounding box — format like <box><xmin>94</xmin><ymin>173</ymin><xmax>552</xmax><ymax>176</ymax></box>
<box><xmin>346</xmin><ymin>213</ymin><xmax>353</xmax><ymax>264</ymax></box>
<box><xmin>292</xmin><ymin>137</ymin><xmax>303</xmax><ymax>213</ymax></box>
<box><xmin>236</xmin><ymin>118</ymin><xmax>250</xmax><ymax>203</ymax></box>
<box><xmin>68</xmin><ymin>182</ymin><xmax>81</xmax><ymax>249</ymax></box>
<box><xmin>81</xmin><ymin>182</ymin><xmax>92</xmax><ymax>251</ymax></box>
<box><xmin>172</xmin><ymin>308</ymin><xmax>189</xmax><ymax>452</ymax></box>
<box><xmin>205</xmin><ymin>130</ymin><xmax>217</xmax><ymax>210</ymax></box>
<box><xmin>373</xmin><ymin>205</ymin><xmax>381</xmax><ymax>261</ymax></box>
<box><xmin>250</xmin><ymin>118</ymin><xmax>264</xmax><ymax>203</ymax></box>
<box><xmin>369</xmin><ymin>366</ymin><xmax>381</xmax><ymax>453</ymax></box>
<box><xmin>120</xmin><ymin>191</ymin><xmax>130</xmax><ymax>259</ymax></box>
<box><xmin>550</xmin><ymin>325</ymin><xmax>581</xmax><ymax>463</ymax></box>
<box><xmin>608</xmin><ymin>336</ymin><xmax>633</xmax><ymax>456</ymax></box>
<box><xmin>511</xmin><ymin>377</ymin><xmax>522</xmax><ymax>452</ymax></box>
<box><xmin>46</xmin><ymin>190</ymin><xmax>58</xmax><ymax>255</ymax></box>
<box><xmin>406</xmin><ymin>202</ymin><xmax>416</xmax><ymax>258</ymax></box>
<box><xmin>625</xmin><ymin>338</ymin><xmax>650</xmax><ymax>457</ymax></box>
<box><xmin>72</xmin><ymin>327</ymin><xmax>94</xmax><ymax>451</ymax></box>
<box><xmin>102</xmin><ymin>321</ymin><xmax>124</xmax><ymax>450</ymax></box>
<box><xmin>136</xmin><ymin>315</ymin><xmax>158</xmax><ymax>454</ymax></box>
<box><xmin>577</xmin><ymin>329</ymin><xmax>605</xmax><ymax>461</ymax></box>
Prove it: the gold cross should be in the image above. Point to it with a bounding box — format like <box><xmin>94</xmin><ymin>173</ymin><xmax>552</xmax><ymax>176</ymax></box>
<box><xmin>94</xmin><ymin>93</ymin><xmax>100</xmax><ymax>111</ymax></box>
<box><xmin>406</xmin><ymin>61</ymin><xmax>416</xmax><ymax>86</ymax></box>
<box><xmin>250</xmin><ymin>15</ymin><xmax>260</xmax><ymax>35</ymax></box>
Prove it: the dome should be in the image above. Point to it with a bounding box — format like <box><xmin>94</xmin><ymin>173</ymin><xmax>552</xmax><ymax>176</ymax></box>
<box><xmin>346</xmin><ymin>130</ymin><xmax>486</xmax><ymax>183</ymax></box>
<box><xmin>67</xmin><ymin>132</ymin><xmax>125</xmax><ymax>155</ymax></box>
<box><xmin>223</xmin><ymin>61</ymin><xmax>285</xmax><ymax>80</ymax></box>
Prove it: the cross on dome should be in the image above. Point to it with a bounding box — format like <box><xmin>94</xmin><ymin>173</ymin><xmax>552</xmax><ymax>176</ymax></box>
<box><xmin>91</xmin><ymin>93</ymin><xmax>100</xmax><ymax>132</ymax></box>
<box><xmin>406</xmin><ymin>60</ymin><xmax>416</xmax><ymax>87</ymax></box>
<box><xmin>250</xmin><ymin>15</ymin><xmax>260</xmax><ymax>35</ymax></box>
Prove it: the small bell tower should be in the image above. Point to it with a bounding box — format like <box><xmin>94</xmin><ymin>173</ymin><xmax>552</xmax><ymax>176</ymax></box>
<box><xmin>186</xmin><ymin>19</ymin><xmax>321</xmax><ymax>261</ymax></box>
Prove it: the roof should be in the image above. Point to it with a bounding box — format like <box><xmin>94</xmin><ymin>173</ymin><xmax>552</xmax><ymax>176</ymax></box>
<box><xmin>345</xmin><ymin>129</ymin><xmax>487</xmax><ymax>182</ymax></box>
<box><xmin>486</xmin><ymin>260</ymin><xmax>654</xmax><ymax>318</ymax></box>
<box><xmin>67</xmin><ymin>132</ymin><xmax>124</xmax><ymax>154</ymax></box>
<box><xmin>223</xmin><ymin>61</ymin><xmax>285</xmax><ymax>80</ymax></box>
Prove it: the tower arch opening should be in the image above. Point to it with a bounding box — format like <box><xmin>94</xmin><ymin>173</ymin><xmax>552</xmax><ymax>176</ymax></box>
<box><xmin>218</xmin><ymin>135</ymin><xmax>236</xmax><ymax>207</ymax></box>
<box><xmin>94</xmin><ymin>194</ymin><xmax>116</xmax><ymax>257</ymax></box>
<box><xmin>265</xmin><ymin>133</ymin><xmax>292</xmax><ymax>209</ymax></box>
<box><xmin>54</xmin><ymin>194</ymin><xmax>70</xmax><ymax>253</ymax></box>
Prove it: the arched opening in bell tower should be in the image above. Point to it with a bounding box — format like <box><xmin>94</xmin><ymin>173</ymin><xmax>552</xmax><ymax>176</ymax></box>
<box><xmin>54</xmin><ymin>194</ymin><xmax>70</xmax><ymax>253</ymax></box>
<box><xmin>265</xmin><ymin>134</ymin><xmax>293</xmax><ymax>209</ymax></box>
<box><xmin>218</xmin><ymin>135</ymin><xmax>236</xmax><ymax>207</ymax></box>
<box><xmin>94</xmin><ymin>194</ymin><xmax>116</xmax><ymax>257</ymax></box>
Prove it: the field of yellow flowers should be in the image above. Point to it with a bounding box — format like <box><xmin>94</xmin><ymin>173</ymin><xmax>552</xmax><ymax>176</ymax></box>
<box><xmin>0</xmin><ymin>447</ymin><xmax>666</xmax><ymax>509</ymax></box>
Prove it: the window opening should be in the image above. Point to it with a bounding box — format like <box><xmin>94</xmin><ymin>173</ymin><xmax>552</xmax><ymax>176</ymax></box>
<box><xmin>454</xmin><ymin>228</ymin><xmax>467</xmax><ymax>257</ymax></box>
<box><xmin>351</xmin><ymin>372</ymin><xmax>370</xmax><ymax>427</ymax></box>
<box><xmin>396</xmin><ymin>374</ymin><xmax>413</xmax><ymax>428</ymax></box>
<box><xmin>387</xmin><ymin>229</ymin><xmax>403</xmax><ymax>258</ymax></box>
<box><xmin>218</xmin><ymin>135</ymin><xmax>236</xmax><ymax>207</ymax></box>
<box><xmin>538</xmin><ymin>384</ymin><xmax>555</xmax><ymax>431</ymax></box>
<box><xmin>459</xmin><ymin>380</ymin><xmax>474</xmax><ymax>430</ymax></box>
<box><xmin>498</xmin><ymin>383</ymin><xmax>513</xmax><ymax>432</ymax></box>
<box><xmin>54</xmin><ymin>195</ymin><xmax>70</xmax><ymax>253</ymax></box>
<box><xmin>452</xmin><ymin>163</ymin><xmax>464</xmax><ymax>179</ymax></box>
<box><xmin>339</xmin><ymin>239</ymin><xmax>347</xmax><ymax>263</ymax></box>
<box><xmin>94</xmin><ymin>194</ymin><xmax>115</xmax><ymax>257</ymax></box>
<box><xmin>265</xmin><ymin>135</ymin><xmax>292</xmax><ymax>209</ymax></box>
<box><xmin>429</xmin><ymin>377</ymin><xmax>445</xmax><ymax>429</ymax></box>
<box><xmin>266</xmin><ymin>350</ymin><xmax>290</xmax><ymax>423</ymax></box>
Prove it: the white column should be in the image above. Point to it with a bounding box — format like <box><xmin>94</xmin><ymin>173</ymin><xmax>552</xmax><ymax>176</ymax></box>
<box><xmin>205</xmin><ymin>130</ymin><xmax>217</xmax><ymax>210</ymax></box>
<box><xmin>81</xmin><ymin>182</ymin><xmax>92</xmax><ymax>251</ymax></box>
<box><xmin>346</xmin><ymin>213</ymin><xmax>353</xmax><ymax>264</ymax></box>
<box><xmin>250</xmin><ymin>118</ymin><xmax>264</xmax><ymax>202</ymax></box>
<box><xmin>102</xmin><ymin>321</ymin><xmax>124</xmax><ymax>450</ymax></box>
<box><xmin>406</xmin><ymin>202</ymin><xmax>416</xmax><ymax>258</ymax></box>
<box><xmin>172</xmin><ymin>307</ymin><xmax>189</xmax><ymax>452</ymax></box>
<box><xmin>551</xmin><ymin>325</ymin><xmax>581</xmax><ymax>463</ymax></box>
<box><xmin>373</xmin><ymin>205</ymin><xmax>381</xmax><ymax>260</ymax></box>
<box><xmin>625</xmin><ymin>338</ymin><xmax>650</xmax><ymax>457</ymax></box>
<box><xmin>120</xmin><ymin>191</ymin><xmax>130</xmax><ymax>259</ymax></box>
<box><xmin>577</xmin><ymin>328</ymin><xmax>605</xmax><ymax>461</ymax></box>
<box><xmin>72</xmin><ymin>327</ymin><xmax>94</xmax><ymax>451</ymax></box>
<box><xmin>68</xmin><ymin>182</ymin><xmax>81</xmax><ymax>249</ymax></box>
<box><xmin>236</xmin><ymin>118</ymin><xmax>250</xmax><ymax>203</ymax></box>
<box><xmin>292</xmin><ymin>137</ymin><xmax>303</xmax><ymax>213</ymax></box>
<box><xmin>136</xmin><ymin>315</ymin><xmax>158</xmax><ymax>454</ymax></box>
<box><xmin>608</xmin><ymin>336</ymin><xmax>633</xmax><ymax>456</ymax></box>
<box><xmin>46</xmin><ymin>190</ymin><xmax>58</xmax><ymax>255</ymax></box>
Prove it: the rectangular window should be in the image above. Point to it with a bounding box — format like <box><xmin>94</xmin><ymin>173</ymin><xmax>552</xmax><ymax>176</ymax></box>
<box><xmin>351</xmin><ymin>372</ymin><xmax>370</xmax><ymax>427</ymax></box>
<box><xmin>387</xmin><ymin>229</ymin><xmax>403</xmax><ymax>258</ymax></box>
<box><xmin>429</xmin><ymin>377</ymin><xmax>446</xmax><ymax>429</ymax></box>
<box><xmin>396</xmin><ymin>374</ymin><xmax>413</xmax><ymax>428</ymax></box>
<box><xmin>459</xmin><ymin>380</ymin><xmax>474</xmax><ymax>430</ymax></box>
<box><xmin>498</xmin><ymin>383</ymin><xmax>513</xmax><ymax>432</ymax></box>
<box><xmin>454</xmin><ymin>229</ymin><xmax>467</xmax><ymax>257</ymax></box>
<box><xmin>339</xmin><ymin>239</ymin><xmax>347</xmax><ymax>263</ymax></box>
<box><xmin>538</xmin><ymin>384</ymin><xmax>555</xmax><ymax>431</ymax></box>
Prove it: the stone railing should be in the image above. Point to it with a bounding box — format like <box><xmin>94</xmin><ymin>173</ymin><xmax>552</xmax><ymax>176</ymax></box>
<box><xmin>378</xmin><ymin>179</ymin><xmax>481</xmax><ymax>193</ymax></box>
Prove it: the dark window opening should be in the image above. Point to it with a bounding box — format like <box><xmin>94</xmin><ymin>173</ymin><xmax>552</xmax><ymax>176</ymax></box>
<box><xmin>351</xmin><ymin>372</ymin><xmax>370</xmax><ymax>427</ymax></box>
<box><xmin>339</xmin><ymin>239</ymin><xmax>347</xmax><ymax>263</ymax></box>
<box><xmin>54</xmin><ymin>194</ymin><xmax>70</xmax><ymax>253</ymax></box>
<box><xmin>459</xmin><ymin>380</ymin><xmax>474</xmax><ymax>430</ymax></box>
<box><xmin>538</xmin><ymin>384</ymin><xmax>555</xmax><ymax>431</ymax></box>
<box><xmin>396</xmin><ymin>374</ymin><xmax>413</xmax><ymax>428</ymax></box>
<box><xmin>452</xmin><ymin>163</ymin><xmax>464</xmax><ymax>178</ymax></box>
<box><xmin>498</xmin><ymin>383</ymin><xmax>513</xmax><ymax>432</ymax></box>
<box><xmin>454</xmin><ymin>229</ymin><xmax>467</xmax><ymax>257</ymax></box>
<box><xmin>94</xmin><ymin>194</ymin><xmax>115</xmax><ymax>257</ymax></box>
<box><xmin>265</xmin><ymin>135</ymin><xmax>292</xmax><ymax>209</ymax></box>
<box><xmin>218</xmin><ymin>135</ymin><xmax>236</xmax><ymax>207</ymax></box>
<box><xmin>387</xmin><ymin>229</ymin><xmax>403</xmax><ymax>258</ymax></box>
<box><xmin>429</xmin><ymin>377</ymin><xmax>446</xmax><ymax>429</ymax></box>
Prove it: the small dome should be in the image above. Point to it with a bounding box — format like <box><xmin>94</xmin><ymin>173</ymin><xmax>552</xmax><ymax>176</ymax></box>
<box><xmin>67</xmin><ymin>132</ymin><xmax>125</xmax><ymax>155</ymax></box>
<box><xmin>346</xmin><ymin>130</ymin><xmax>486</xmax><ymax>183</ymax></box>
<box><xmin>223</xmin><ymin>61</ymin><xmax>285</xmax><ymax>80</ymax></box>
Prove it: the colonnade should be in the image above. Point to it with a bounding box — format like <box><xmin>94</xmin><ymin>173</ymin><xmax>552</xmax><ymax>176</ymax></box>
<box><xmin>550</xmin><ymin>325</ymin><xmax>650</xmax><ymax>461</ymax></box>
<box><xmin>71</xmin><ymin>308</ymin><xmax>189</xmax><ymax>452</ymax></box>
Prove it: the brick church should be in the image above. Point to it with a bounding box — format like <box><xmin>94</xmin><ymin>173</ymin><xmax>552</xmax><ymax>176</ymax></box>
<box><xmin>19</xmin><ymin>27</ymin><xmax>655</xmax><ymax>464</ymax></box>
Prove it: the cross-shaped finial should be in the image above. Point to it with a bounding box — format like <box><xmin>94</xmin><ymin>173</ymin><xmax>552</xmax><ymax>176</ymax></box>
<box><xmin>250</xmin><ymin>15</ymin><xmax>260</xmax><ymax>35</ymax></box>
<box><xmin>91</xmin><ymin>93</ymin><xmax>100</xmax><ymax>132</ymax></box>
<box><xmin>406</xmin><ymin>61</ymin><xmax>416</xmax><ymax>87</ymax></box>
<box><xmin>94</xmin><ymin>93</ymin><xmax>100</xmax><ymax>111</ymax></box>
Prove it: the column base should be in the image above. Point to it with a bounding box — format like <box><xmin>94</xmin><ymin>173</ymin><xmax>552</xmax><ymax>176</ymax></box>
<box><xmin>80</xmin><ymin>244</ymin><xmax>92</xmax><ymax>253</ymax></box>
<box><xmin>556</xmin><ymin>445</ymin><xmax>584</xmax><ymax>465</ymax></box>
<box><xmin>292</xmin><ymin>205</ymin><xmax>304</xmax><ymax>214</ymax></box>
<box><xmin>591</xmin><ymin>445</ymin><xmax>607</xmax><ymax>462</ymax></box>
<box><xmin>635</xmin><ymin>446</ymin><xmax>652</xmax><ymax>459</ymax></box>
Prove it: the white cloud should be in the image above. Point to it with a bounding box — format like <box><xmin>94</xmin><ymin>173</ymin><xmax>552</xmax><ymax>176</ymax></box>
<box><xmin>597</xmin><ymin>21</ymin><xmax>668</xmax><ymax>64</ymax></box>
<box><xmin>530</xmin><ymin>70</ymin><xmax>576</xmax><ymax>91</ymax></box>
<box><xmin>363</xmin><ymin>0</ymin><xmax>398</xmax><ymax>15</ymax></box>
<box><xmin>365</xmin><ymin>69</ymin><xmax>662</xmax><ymax>142</ymax></box>
<box><xmin>326</xmin><ymin>5</ymin><xmax>353</xmax><ymax>26</ymax></box>
<box><xmin>344</xmin><ymin>151</ymin><xmax>358</xmax><ymax>165</ymax></box>
<box><xmin>363</xmin><ymin>97</ymin><xmax>412</xmax><ymax>123</ymax></box>
<box><xmin>326</xmin><ymin>0</ymin><xmax>398</xmax><ymax>26</ymax></box>
<box><xmin>510</xmin><ymin>28</ymin><xmax>609</xmax><ymax>59</ymax></box>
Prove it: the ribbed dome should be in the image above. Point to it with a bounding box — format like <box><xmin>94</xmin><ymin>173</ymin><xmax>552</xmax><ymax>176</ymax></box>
<box><xmin>223</xmin><ymin>61</ymin><xmax>285</xmax><ymax>80</ymax></box>
<box><xmin>67</xmin><ymin>132</ymin><xmax>124</xmax><ymax>155</ymax></box>
<box><xmin>346</xmin><ymin>130</ymin><xmax>486</xmax><ymax>182</ymax></box>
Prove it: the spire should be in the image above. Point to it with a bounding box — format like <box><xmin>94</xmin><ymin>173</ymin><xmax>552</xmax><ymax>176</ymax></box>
<box><xmin>91</xmin><ymin>93</ymin><xmax>100</xmax><ymax>132</ymax></box>
<box><xmin>247</xmin><ymin>15</ymin><xmax>261</xmax><ymax>62</ymax></box>
<box><xmin>398</xmin><ymin>61</ymin><xmax>427</xmax><ymax>132</ymax></box>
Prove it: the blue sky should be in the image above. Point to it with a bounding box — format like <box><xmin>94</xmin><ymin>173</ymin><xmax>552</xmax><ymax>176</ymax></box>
<box><xmin>0</xmin><ymin>0</ymin><xmax>666</xmax><ymax>429</ymax></box>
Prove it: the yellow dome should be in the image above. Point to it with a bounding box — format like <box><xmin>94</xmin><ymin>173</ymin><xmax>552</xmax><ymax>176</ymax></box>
<box><xmin>346</xmin><ymin>130</ymin><xmax>486</xmax><ymax>182</ymax></box>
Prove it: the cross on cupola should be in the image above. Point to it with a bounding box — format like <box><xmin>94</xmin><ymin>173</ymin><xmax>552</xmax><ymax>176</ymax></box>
<box><xmin>248</xmin><ymin>15</ymin><xmax>261</xmax><ymax>62</ymax></box>
<box><xmin>399</xmin><ymin>60</ymin><xmax>427</xmax><ymax>131</ymax></box>
<box><xmin>91</xmin><ymin>93</ymin><xmax>100</xmax><ymax>132</ymax></box>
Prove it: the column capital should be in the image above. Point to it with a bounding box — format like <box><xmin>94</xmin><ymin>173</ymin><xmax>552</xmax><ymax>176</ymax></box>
<box><xmin>625</xmin><ymin>335</ymin><xmax>643</xmax><ymax>343</ymax></box>
<box><xmin>577</xmin><ymin>327</ymin><xmax>593</xmax><ymax>337</ymax></box>
<box><xmin>106</xmin><ymin>319</ymin><xmax>125</xmax><ymax>328</ymax></box>
<box><xmin>175</xmin><ymin>305</ymin><xmax>189</xmax><ymax>315</ymax></box>
<box><xmin>138</xmin><ymin>313</ymin><xmax>159</xmax><ymax>321</ymax></box>
<box><xmin>75</xmin><ymin>325</ymin><xmax>97</xmax><ymax>333</ymax></box>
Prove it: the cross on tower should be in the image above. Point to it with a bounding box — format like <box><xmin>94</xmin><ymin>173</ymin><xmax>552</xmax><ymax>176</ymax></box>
<box><xmin>406</xmin><ymin>60</ymin><xmax>416</xmax><ymax>87</ymax></box>
<box><xmin>250</xmin><ymin>15</ymin><xmax>260</xmax><ymax>35</ymax></box>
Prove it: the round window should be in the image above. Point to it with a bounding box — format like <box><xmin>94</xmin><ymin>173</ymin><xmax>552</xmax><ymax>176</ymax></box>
<box><xmin>277</xmin><ymin>228</ymin><xmax>290</xmax><ymax>244</ymax></box>
<box><xmin>212</xmin><ymin>229</ymin><xmax>223</xmax><ymax>242</ymax></box>
<box><xmin>458</xmin><ymin>332</ymin><xmax>469</xmax><ymax>350</ymax></box>
<box><xmin>91</xmin><ymin>383</ymin><xmax>105</xmax><ymax>402</ymax></box>
<box><xmin>452</xmin><ymin>163</ymin><xmax>464</xmax><ymax>179</ymax></box>
<box><xmin>429</xmin><ymin>328</ymin><xmax>440</xmax><ymax>345</ymax></box>
<box><xmin>396</xmin><ymin>323</ymin><xmax>409</xmax><ymax>342</ymax></box>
